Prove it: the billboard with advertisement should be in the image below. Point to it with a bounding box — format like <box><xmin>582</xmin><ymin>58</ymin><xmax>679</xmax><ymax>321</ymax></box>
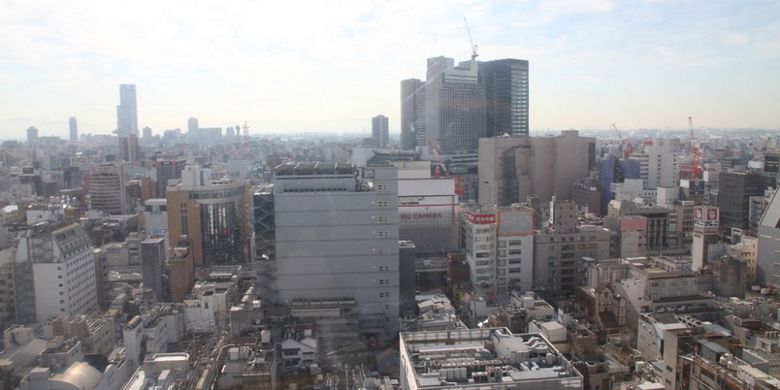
<box><xmin>399</xmin><ymin>195</ymin><xmax>457</xmax><ymax>228</ymax></box>
<box><xmin>688</xmin><ymin>179</ymin><xmax>705</xmax><ymax>195</ymax></box>
<box><xmin>694</xmin><ymin>206</ymin><xmax>719</xmax><ymax>233</ymax></box>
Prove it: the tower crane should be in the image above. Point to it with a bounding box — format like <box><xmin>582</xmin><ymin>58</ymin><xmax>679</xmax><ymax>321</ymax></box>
<box><xmin>612</xmin><ymin>123</ymin><xmax>632</xmax><ymax>160</ymax></box>
<box><xmin>689</xmin><ymin>116</ymin><xmax>702</xmax><ymax>179</ymax></box>
<box><xmin>463</xmin><ymin>18</ymin><xmax>479</xmax><ymax>60</ymax></box>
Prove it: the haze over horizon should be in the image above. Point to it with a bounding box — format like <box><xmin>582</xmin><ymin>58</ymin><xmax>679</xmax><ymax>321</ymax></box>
<box><xmin>1</xmin><ymin>0</ymin><xmax>779</xmax><ymax>139</ymax></box>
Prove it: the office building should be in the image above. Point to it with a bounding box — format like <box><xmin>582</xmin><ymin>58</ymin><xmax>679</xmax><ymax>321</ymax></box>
<box><xmin>166</xmin><ymin>166</ymin><xmax>250</xmax><ymax>266</ymax></box>
<box><xmin>400</xmin><ymin>78</ymin><xmax>425</xmax><ymax>150</ymax></box>
<box><xmin>117</xmin><ymin>133</ymin><xmax>139</xmax><ymax>161</ymax></box>
<box><xmin>719</xmin><ymin>171</ymin><xmax>766</xmax><ymax>235</ymax></box>
<box><xmin>462</xmin><ymin>205</ymin><xmax>535</xmax><ymax>298</ymax></box>
<box><xmin>117</xmin><ymin>84</ymin><xmax>138</xmax><ymax>136</ymax></box>
<box><xmin>534</xmin><ymin>199</ymin><xmax>610</xmax><ymax>302</ymax></box>
<box><xmin>270</xmin><ymin>162</ymin><xmax>400</xmax><ymax>339</ymax></box>
<box><xmin>424</xmin><ymin>56</ymin><xmax>486</xmax><ymax>155</ymax></box>
<box><xmin>88</xmin><ymin>161</ymin><xmax>128</xmax><ymax>215</ymax></box>
<box><xmin>26</xmin><ymin>126</ymin><xmax>38</xmax><ymax>145</ymax></box>
<box><xmin>143</xmin><ymin>126</ymin><xmax>152</xmax><ymax>140</ymax></box>
<box><xmin>479</xmin><ymin>130</ymin><xmax>596</xmax><ymax>206</ymax></box>
<box><xmin>155</xmin><ymin>159</ymin><xmax>187</xmax><ymax>198</ymax></box>
<box><xmin>642</xmin><ymin>139</ymin><xmax>679</xmax><ymax>189</ymax></box>
<box><xmin>168</xmin><ymin>241</ymin><xmax>194</xmax><ymax>302</ymax></box>
<box><xmin>609</xmin><ymin>215</ymin><xmax>648</xmax><ymax>258</ymax></box>
<box><xmin>187</xmin><ymin>117</ymin><xmax>199</xmax><ymax>133</ymax></box>
<box><xmin>399</xmin><ymin>328</ymin><xmax>583</xmax><ymax>390</ymax></box>
<box><xmin>0</xmin><ymin>249</ymin><xmax>15</xmax><ymax>329</ymax></box>
<box><xmin>68</xmin><ymin>116</ymin><xmax>78</xmax><ymax>142</ymax></box>
<box><xmin>757</xmin><ymin>190</ymin><xmax>780</xmax><ymax>286</ymax></box>
<box><xmin>479</xmin><ymin>58</ymin><xmax>529</xmax><ymax>137</ymax></box>
<box><xmin>395</xmin><ymin>161</ymin><xmax>459</xmax><ymax>255</ymax></box>
<box><xmin>607</xmin><ymin>200</ymin><xmax>675</xmax><ymax>253</ymax></box>
<box><xmin>141</xmin><ymin>237</ymin><xmax>167</xmax><ymax>301</ymax></box>
<box><xmin>14</xmin><ymin>223</ymin><xmax>98</xmax><ymax>323</ymax></box>
<box><xmin>144</xmin><ymin>198</ymin><xmax>168</xmax><ymax>241</ymax></box>
<box><xmin>372</xmin><ymin>114</ymin><xmax>389</xmax><ymax>148</ymax></box>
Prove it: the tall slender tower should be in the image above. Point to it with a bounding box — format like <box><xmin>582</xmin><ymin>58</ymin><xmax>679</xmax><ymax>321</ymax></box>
<box><xmin>371</xmin><ymin>115</ymin><xmax>389</xmax><ymax>148</ymax></box>
<box><xmin>69</xmin><ymin>116</ymin><xmax>78</xmax><ymax>142</ymax></box>
<box><xmin>116</xmin><ymin>84</ymin><xmax>139</xmax><ymax>161</ymax></box>
<box><xmin>117</xmin><ymin>84</ymin><xmax>138</xmax><ymax>136</ymax></box>
<box><xmin>400</xmin><ymin>78</ymin><xmax>425</xmax><ymax>150</ymax></box>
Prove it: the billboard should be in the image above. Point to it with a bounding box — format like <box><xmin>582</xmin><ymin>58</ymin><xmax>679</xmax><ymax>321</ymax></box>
<box><xmin>399</xmin><ymin>195</ymin><xmax>457</xmax><ymax>228</ymax></box>
<box><xmin>497</xmin><ymin>208</ymin><xmax>534</xmax><ymax>236</ymax></box>
<box><xmin>688</xmin><ymin>179</ymin><xmax>705</xmax><ymax>195</ymax></box>
<box><xmin>694</xmin><ymin>206</ymin><xmax>719</xmax><ymax>233</ymax></box>
<box><xmin>466</xmin><ymin>212</ymin><xmax>496</xmax><ymax>225</ymax></box>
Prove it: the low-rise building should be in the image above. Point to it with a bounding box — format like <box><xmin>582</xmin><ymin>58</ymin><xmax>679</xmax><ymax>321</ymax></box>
<box><xmin>399</xmin><ymin>327</ymin><xmax>583</xmax><ymax>389</ymax></box>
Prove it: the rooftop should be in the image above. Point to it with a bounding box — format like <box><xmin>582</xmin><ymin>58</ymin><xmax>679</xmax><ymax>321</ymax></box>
<box><xmin>274</xmin><ymin>162</ymin><xmax>356</xmax><ymax>176</ymax></box>
<box><xmin>401</xmin><ymin>328</ymin><xmax>582</xmax><ymax>388</ymax></box>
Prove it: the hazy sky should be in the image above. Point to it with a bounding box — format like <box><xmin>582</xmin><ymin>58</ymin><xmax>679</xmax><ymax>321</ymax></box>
<box><xmin>1</xmin><ymin>0</ymin><xmax>778</xmax><ymax>139</ymax></box>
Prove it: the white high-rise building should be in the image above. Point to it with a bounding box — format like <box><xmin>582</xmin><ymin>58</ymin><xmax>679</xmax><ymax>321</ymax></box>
<box><xmin>271</xmin><ymin>162</ymin><xmax>400</xmax><ymax>338</ymax></box>
<box><xmin>632</xmin><ymin>139</ymin><xmax>679</xmax><ymax>189</ymax></box>
<box><xmin>462</xmin><ymin>205</ymin><xmax>535</xmax><ymax>298</ymax></box>
<box><xmin>15</xmin><ymin>224</ymin><xmax>98</xmax><ymax>323</ymax></box>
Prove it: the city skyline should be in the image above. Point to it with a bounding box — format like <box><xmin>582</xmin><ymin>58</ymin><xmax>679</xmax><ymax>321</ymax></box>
<box><xmin>1</xmin><ymin>0</ymin><xmax>779</xmax><ymax>139</ymax></box>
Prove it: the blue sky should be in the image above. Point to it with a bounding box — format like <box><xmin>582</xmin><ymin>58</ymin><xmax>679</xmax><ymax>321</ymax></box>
<box><xmin>0</xmin><ymin>0</ymin><xmax>778</xmax><ymax>139</ymax></box>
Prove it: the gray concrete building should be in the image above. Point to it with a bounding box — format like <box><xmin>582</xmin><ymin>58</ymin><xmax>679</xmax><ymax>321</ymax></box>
<box><xmin>372</xmin><ymin>114</ymin><xmax>389</xmax><ymax>149</ymax></box>
<box><xmin>425</xmin><ymin>56</ymin><xmax>486</xmax><ymax>155</ymax></box>
<box><xmin>757</xmin><ymin>190</ymin><xmax>780</xmax><ymax>286</ymax></box>
<box><xmin>400</xmin><ymin>78</ymin><xmax>425</xmax><ymax>150</ymax></box>
<box><xmin>155</xmin><ymin>159</ymin><xmax>186</xmax><ymax>198</ymax></box>
<box><xmin>88</xmin><ymin>161</ymin><xmax>128</xmax><ymax>215</ymax></box>
<box><xmin>270</xmin><ymin>162</ymin><xmax>401</xmax><ymax>340</ymax></box>
<box><xmin>141</xmin><ymin>237</ymin><xmax>167</xmax><ymax>301</ymax></box>
<box><xmin>534</xmin><ymin>199</ymin><xmax>610</xmax><ymax>303</ymax></box>
<box><xmin>479</xmin><ymin>130</ymin><xmax>596</xmax><ymax>207</ymax></box>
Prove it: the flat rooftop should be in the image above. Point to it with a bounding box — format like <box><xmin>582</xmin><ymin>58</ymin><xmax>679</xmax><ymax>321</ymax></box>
<box><xmin>401</xmin><ymin>328</ymin><xmax>582</xmax><ymax>388</ymax></box>
<box><xmin>274</xmin><ymin>162</ymin><xmax>356</xmax><ymax>176</ymax></box>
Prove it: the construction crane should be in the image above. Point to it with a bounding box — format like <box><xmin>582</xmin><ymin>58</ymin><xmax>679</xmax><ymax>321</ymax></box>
<box><xmin>612</xmin><ymin>123</ymin><xmax>632</xmax><ymax>160</ymax></box>
<box><xmin>463</xmin><ymin>17</ymin><xmax>479</xmax><ymax>60</ymax></box>
<box><xmin>689</xmin><ymin>116</ymin><xmax>702</xmax><ymax>179</ymax></box>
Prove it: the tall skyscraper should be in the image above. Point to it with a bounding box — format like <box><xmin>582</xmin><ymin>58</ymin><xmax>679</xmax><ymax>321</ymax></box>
<box><xmin>26</xmin><ymin>126</ymin><xmax>38</xmax><ymax>145</ymax></box>
<box><xmin>425</xmin><ymin>56</ymin><xmax>486</xmax><ymax>155</ymax></box>
<box><xmin>371</xmin><ymin>114</ymin><xmax>389</xmax><ymax>148</ymax></box>
<box><xmin>155</xmin><ymin>159</ymin><xmax>187</xmax><ymax>198</ymax></box>
<box><xmin>400</xmin><ymin>78</ymin><xmax>425</xmax><ymax>150</ymax></box>
<box><xmin>479</xmin><ymin>59</ymin><xmax>529</xmax><ymax>137</ymax></box>
<box><xmin>142</xmin><ymin>126</ymin><xmax>152</xmax><ymax>140</ymax></box>
<box><xmin>117</xmin><ymin>84</ymin><xmax>138</xmax><ymax>136</ymax></box>
<box><xmin>68</xmin><ymin>116</ymin><xmax>78</xmax><ymax>142</ymax></box>
<box><xmin>166</xmin><ymin>166</ymin><xmax>250</xmax><ymax>266</ymax></box>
